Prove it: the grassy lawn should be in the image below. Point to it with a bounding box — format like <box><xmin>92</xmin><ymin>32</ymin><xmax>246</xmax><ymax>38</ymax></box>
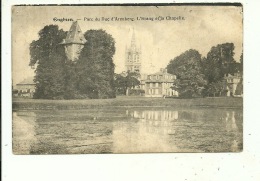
<box><xmin>12</xmin><ymin>96</ymin><xmax>243</xmax><ymax>110</ymax></box>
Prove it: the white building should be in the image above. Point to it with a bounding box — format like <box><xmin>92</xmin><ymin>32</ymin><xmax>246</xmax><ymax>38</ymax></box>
<box><xmin>144</xmin><ymin>68</ymin><xmax>178</xmax><ymax>97</ymax></box>
<box><xmin>224</xmin><ymin>73</ymin><xmax>243</xmax><ymax>97</ymax></box>
<box><xmin>14</xmin><ymin>77</ymin><xmax>36</xmax><ymax>98</ymax></box>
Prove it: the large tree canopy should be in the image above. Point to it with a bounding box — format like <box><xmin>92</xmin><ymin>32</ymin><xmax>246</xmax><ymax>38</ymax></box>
<box><xmin>76</xmin><ymin>29</ymin><xmax>116</xmax><ymax>99</ymax></box>
<box><xmin>167</xmin><ymin>43</ymin><xmax>242</xmax><ymax>98</ymax></box>
<box><xmin>202</xmin><ymin>43</ymin><xmax>239</xmax><ymax>83</ymax></box>
<box><xmin>29</xmin><ymin>26</ymin><xmax>116</xmax><ymax>99</ymax></box>
<box><xmin>167</xmin><ymin>49</ymin><xmax>207</xmax><ymax>98</ymax></box>
<box><xmin>29</xmin><ymin>25</ymin><xmax>67</xmax><ymax>99</ymax></box>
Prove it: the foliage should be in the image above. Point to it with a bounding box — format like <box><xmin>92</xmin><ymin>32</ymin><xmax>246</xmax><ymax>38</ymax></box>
<box><xmin>167</xmin><ymin>43</ymin><xmax>242</xmax><ymax>98</ymax></box>
<box><xmin>204</xmin><ymin>81</ymin><xmax>226</xmax><ymax>97</ymax></box>
<box><xmin>76</xmin><ymin>29</ymin><xmax>116</xmax><ymax>99</ymax></box>
<box><xmin>167</xmin><ymin>49</ymin><xmax>207</xmax><ymax>98</ymax></box>
<box><xmin>202</xmin><ymin>43</ymin><xmax>240</xmax><ymax>83</ymax></box>
<box><xmin>30</xmin><ymin>26</ymin><xmax>116</xmax><ymax>99</ymax></box>
<box><xmin>128</xmin><ymin>89</ymin><xmax>145</xmax><ymax>96</ymax></box>
<box><xmin>29</xmin><ymin>25</ymin><xmax>67</xmax><ymax>99</ymax></box>
<box><xmin>114</xmin><ymin>71</ymin><xmax>140</xmax><ymax>95</ymax></box>
<box><xmin>239</xmin><ymin>53</ymin><xmax>243</xmax><ymax>74</ymax></box>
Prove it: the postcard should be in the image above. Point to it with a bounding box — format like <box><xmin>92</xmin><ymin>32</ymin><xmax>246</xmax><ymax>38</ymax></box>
<box><xmin>12</xmin><ymin>4</ymin><xmax>243</xmax><ymax>154</ymax></box>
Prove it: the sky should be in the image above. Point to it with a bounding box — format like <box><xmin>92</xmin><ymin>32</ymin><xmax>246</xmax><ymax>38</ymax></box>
<box><xmin>12</xmin><ymin>5</ymin><xmax>243</xmax><ymax>85</ymax></box>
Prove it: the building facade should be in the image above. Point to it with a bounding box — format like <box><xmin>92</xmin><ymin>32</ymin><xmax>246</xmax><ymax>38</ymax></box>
<box><xmin>125</xmin><ymin>30</ymin><xmax>142</xmax><ymax>73</ymax></box>
<box><xmin>60</xmin><ymin>21</ymin><xmax>86</xmax><ymax>61</ymax></box>
<box><xmin>224</xmin><ymin>73</ymin><xmax>243</xmax><ymax>97</ymax></box>
<box><xmin>144</xmin><ymin>69</ymin><xmax>178</xmax><ymax>97</ymax></box>
<box><xmin>14</xmin><ymin>77</ymin><xmax>36</xmax><ymax>98</ymax></box>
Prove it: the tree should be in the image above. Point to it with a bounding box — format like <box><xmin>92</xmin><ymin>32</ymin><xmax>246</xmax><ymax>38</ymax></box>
<box><xmin>114</xmin><ymin>71</ymin><xmax>140</xmax><ymax>96</ymax></box>
<box><xmin>205</xmin><ymin>81</ymin><xmax>226</xmax><ymax>97</ymax></box>
<box><xmin>239</xmin><ymin>53</ymin><xmax>243</xmax><ymax>74</ymax></box>
<box><xmin>167</xmin><ymin>49</ymin><xmax>207</xmax><ymax>98</ymax></box>
<box><xmin>29</xmin><ymin>25</ymin><xmax>67</xmax><ymax>99</ymax></box>
<box><xmin>202</xmin><ymin>43</ymin><xmax>239</xmax><ymax>84</ymax></box>
<box><xmin>76</xmin><ymin>29</ymin><xmax>116</xmax><ymax>99</ymax></box>
<box><xmin>234</xmin><ymin>53</ymin><xmax>243</xmax><ymax>96</ymax></box>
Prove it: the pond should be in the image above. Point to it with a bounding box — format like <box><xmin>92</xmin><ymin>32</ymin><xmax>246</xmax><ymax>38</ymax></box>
<box><xmin>13</xmin><ymin>107</ymin><xmax>243</xmax><ymax>154</ymax></box>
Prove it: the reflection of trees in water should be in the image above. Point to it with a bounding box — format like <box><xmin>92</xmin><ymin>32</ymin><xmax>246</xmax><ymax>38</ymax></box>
<box><xmin>14</xmin><ymin>111</ymin><xmax>114</xmax><ymax>154</ymax></box>
<box><xmin>13</xmin><ymin>112</ymin><xmax>37</xmax><ymax>154</ymax></box>
<box><xmin>125</xmin><ymin>109</ymin><xmax>243</xmax><ymax>152</ymax></box>
<box><xmin>13</xmin><ymin>109</ymin><xmax>243</xmax><ymax>153</ymax></box>
<box><xmin>113</xmin><ymin>110</ymin><xmax>180</xmax><ymax>152</ymax></box>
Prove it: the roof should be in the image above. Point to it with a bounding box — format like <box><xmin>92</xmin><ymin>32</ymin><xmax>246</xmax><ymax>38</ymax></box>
<box><xmin>60</xmin><ymin>21</ymin><xmax>86</xmax><ymax>45</ymax></box>
<box><xmin>145</xmin><ymin>69</ymin><xmax>176</xmax><ymax>83</ymax></box>
<box><xmin>224</xmin><ymin>73</ymin><xmax>242</xmax><ymax>79</ymax></box>
<box><xmin>147</xmin><ymin>68</ymin><xmax>175</xmax><ymax>77</ymax></box>
<box><xmin>150</xmin><ymin>71</ymin><xmax>174</xmax><ymax>77</ymax></box>
<box><xmin>145</xmin><ymin>79</ymin><xmax>175</xmax><ymax>83</ymax></box>
<box><xmin>17</xmin><ymin>77</ymin><xmax>35</xmax><ymax>85</ymax></box>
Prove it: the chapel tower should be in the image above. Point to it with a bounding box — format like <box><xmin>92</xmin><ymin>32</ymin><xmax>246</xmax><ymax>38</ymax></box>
<box><xmin>125</xmin><ymin>29</ymin><xmax>142</xmax><ymax>73</ymax></box>
<box><xmin>60</xmin><ymin>21</ymin><xmax>86</xmax><ymax>61</ymax></box>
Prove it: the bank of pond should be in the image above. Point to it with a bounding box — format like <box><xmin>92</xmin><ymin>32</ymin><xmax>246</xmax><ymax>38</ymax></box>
<box><xmin>12</xmin><ymin>96</ymin><xmax>243</xmax><ymax>110</ymax></box>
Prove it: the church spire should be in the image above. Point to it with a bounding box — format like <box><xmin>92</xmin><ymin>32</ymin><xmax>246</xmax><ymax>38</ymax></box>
<box><xmin>131</xmin><ymin>28</ymin><xmax>136</xmax><ymax>48</ymax></box>
<box><xmin>125</xmin><ymin>28</ymin><xmax>141</xmax><ymax>73</ymax></box>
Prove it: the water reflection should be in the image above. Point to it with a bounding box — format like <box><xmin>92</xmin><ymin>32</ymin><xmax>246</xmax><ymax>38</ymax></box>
<box><xmin>13</xmin><ymin>112</ymin><xmax>37</xmax><ymax>154</ymax></box>
<box><xmin>224</xmin><ymin>111</ymin><xmax>241</xmax><ymax>152</ymax></box>
<box><xmin>112</xmin><ymin>110</ymin><xmax>179</xmax><ymax>153</ymax></box>
<box><xmin>126</xmin><ymin>110</ymin><xmax>178</xmax><ymax>121</ymax></box>
<box><xmin>225</xmin><ymin>111</ymin><xmax>238</xmax><ymax>132</ymax></box>
<box><xmin>113</xmin><ymin>109</ymin><xmax>242</xmax><ymax>153</ymax></box>
<box><xmin>12</xmin><ymin>108</ymin><xmax>243</xmax><ymax>154</ymax></box>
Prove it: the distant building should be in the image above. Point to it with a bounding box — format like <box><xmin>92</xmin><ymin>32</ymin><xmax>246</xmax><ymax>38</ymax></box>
<box><xmin>124</xmin><ymin>29</ymin><xmax>144</xmax><ymax>92</ymax></box>
<box><xmin>224</xmin><ymin>73</ymin><xmax>243</xmax><ymax>97</ymax></box>
<box><xmin>125</xmin><ymin>29</ymin><xmax>142</xmax><ymax>73</ymax></box>
<box><xmin>60</xmin><ymin>21</ymin><xmax>86</xmax><ymax>61</ymax></box>
<box><xmin>144</xmin><ymin>68</ymin><xmax>178</xmax><ymax>97</ymax></box>
<box><xmin>14</xmin><ymin>77</ymin><xmax>36</xmax><ymax>98</ymax></box>
<box><xmin>140</xmin><ymin>74</ymin><xmax>148</xmax><ymax>90</ymax></box>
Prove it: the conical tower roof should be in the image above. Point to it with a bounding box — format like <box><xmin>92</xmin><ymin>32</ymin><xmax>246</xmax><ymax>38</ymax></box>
<box><xmin>61</xmin><ymin>21</ymin><xmax>86</xmax><ymax>45</ymax></box>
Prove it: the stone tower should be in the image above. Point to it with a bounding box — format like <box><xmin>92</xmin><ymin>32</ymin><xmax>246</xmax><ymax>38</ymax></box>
<box><xmin>125</xmin><ymin>29</ymin><xmax>142</xmax><ymax>73</ymax></box>
<box><xmin>60</xmin><ymin>21</ymin><xmax>86</xmax><ymax>61</ymax></box>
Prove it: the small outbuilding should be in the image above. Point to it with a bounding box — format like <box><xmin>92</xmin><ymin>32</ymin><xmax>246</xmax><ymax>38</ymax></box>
<box><xmin>14</xmin><ymin>77</ymin><xmax>36</xmax><ymax>98</ymax></box>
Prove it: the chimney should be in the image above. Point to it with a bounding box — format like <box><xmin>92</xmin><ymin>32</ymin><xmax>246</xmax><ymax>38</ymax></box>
<box><xmin>160</xmin><ymin>68</ymin><xmax>167</xmax><ymax>73</ymax></box>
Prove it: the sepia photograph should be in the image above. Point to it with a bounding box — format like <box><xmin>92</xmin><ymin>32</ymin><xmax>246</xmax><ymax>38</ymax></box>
<box><xmin>12</xmin><ymin>4</ymin><xmax>243</xmax><ymax>154</ymax></box>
